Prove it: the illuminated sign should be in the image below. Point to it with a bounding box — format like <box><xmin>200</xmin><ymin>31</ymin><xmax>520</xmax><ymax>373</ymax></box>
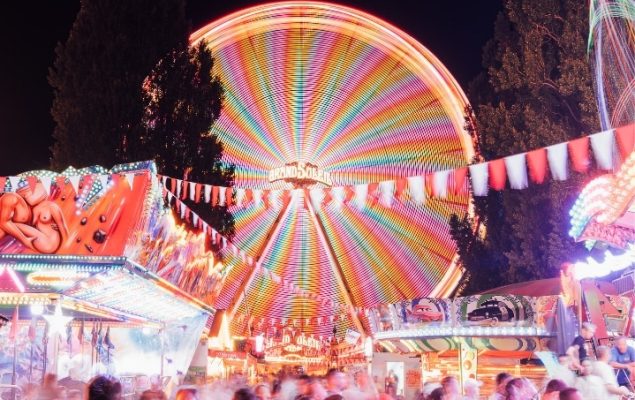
<box><xmin>269</xmin><ymin>162</ymin><xmax>332</xmax><ymax>187</ymax></box>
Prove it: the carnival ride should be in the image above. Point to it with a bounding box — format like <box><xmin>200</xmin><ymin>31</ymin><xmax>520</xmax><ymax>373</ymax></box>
<box><xmin>189</xmin><ymin>1</ymin><xmax>474</xmax><ymax>339</ymax></box>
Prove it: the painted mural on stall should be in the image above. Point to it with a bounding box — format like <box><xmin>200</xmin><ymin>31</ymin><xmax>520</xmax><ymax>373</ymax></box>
<box><xmin>0</xmin><ymin>164</ymin><xmax>151</xmax><ymax>257</ymax></box>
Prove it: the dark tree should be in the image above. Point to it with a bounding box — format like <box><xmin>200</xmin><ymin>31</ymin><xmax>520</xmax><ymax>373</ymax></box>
<box><xmin>49</xmin><ymin>0</ymin><xmax>187</xmax><ymax>170</ymax></box>
<box><xmin>139</xmin><ymin>41</ymin><xmax>235</xmax><ymax>238</ymax></box>
<box><xmin>451</xmin><ymin>0</ymin><xmax>601</xmax><ymax>294</ymax></box>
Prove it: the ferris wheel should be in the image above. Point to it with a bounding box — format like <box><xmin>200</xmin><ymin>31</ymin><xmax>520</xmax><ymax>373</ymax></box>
<box><xmin>191</xmin><ymin>1</ymin><xmax>474</xmax><ymax>336</ymax></box>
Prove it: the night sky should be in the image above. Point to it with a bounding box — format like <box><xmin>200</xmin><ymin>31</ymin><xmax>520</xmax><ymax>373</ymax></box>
<box><xmin>0</xmin><ymin>1</ymin><xmax>502</xmax><ymax>175</ymax></box>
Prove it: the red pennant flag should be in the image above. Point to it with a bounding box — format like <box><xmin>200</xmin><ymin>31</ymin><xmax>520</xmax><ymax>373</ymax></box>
<box><xmin>0</xmin><ymin>177</ymin><xmax>6</xmax><ymax>192</ymax></box>
<box><xmin>195</xmin><ymin>184</ymin><xmax>202</xmax><ymax>203</ymax></box>
<box><xmin>170</xmin><ymin>178</ymin><xmax>176</xmax><ymax>194</ymax></box>
<box><xmin>244</xmin><ymin>189</ymin><xmax>253</xmax><ymax>205</ymax></box>
<box><xmin>616</xmin><ymin>123</ymin><xmax>635</xmax><ymax>160</ymax></box>
<box><xmin>452</xmin><ymin>167</ymin><xmax>468</xmax><ymax>195</ymax></box>
<box><xmin>394</xmin><ymin>178</ymin><xmax>407</xmax><ymax>200</ymax></box>
<box><xmin>211</xmin><ymin>186</ymin><xmax>219</xmax><ymax>206</ymax></box>
<box><xmin>344</xmin><ymin>186</ymin><xmax>355</xmax><ymax>203</ymax></box>
<box><xmin>488</xmin><ymin>158</ymin><xmax>507</xmax><ymax>190</ymax></box>
<box><xmin>281</xmin><ymin>190</ymin><xmax>291</xmax><ymax>207</ymax></box>
<box><xmin>180</xmin><ymin>180</ymin><xmax>187</xmax><ymax>200</ymax></box>
<box><xmin>323</xmin><ymin>188</ymin><xmax>333</xmax><ymax>205</ymax></box>
<box><xmin>568</xmin><ymin>136</ymin><xmax>590</xmax><ymax>173</ymax></box>
<box><xmin>226</xmin><ymin>187</ymin><xmax>233</xmax><ymax>207</ymax></box>
<box><xmin>262</xmin><ymin>190</ymin><xmax>270</xmax><ymax>209</ymax></box>
<box><xmin>367</xmin><ymin>182</ymin><xmax>379</xmax><ymax>207</ymax></box>
<box><xmin>424</xmin><ymin>174</ymin><xmax>435</xmax><ymax>197</ymax></box>
<box><xmin>526</xmin><ymin>148</ymin><xmax>548</xmax><ymax>184</ymax></box>
<box><xmin>8</xmin><ymin>306</ymin><xmax>19</xmax><ymax>341</ymax></box>
<box><xmin>185</xmin><ymin>208</ymin><xmax>191</xmax><ymax>222</ymax></box>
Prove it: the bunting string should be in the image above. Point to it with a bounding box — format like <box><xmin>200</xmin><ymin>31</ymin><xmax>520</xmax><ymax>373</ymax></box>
<box><xmin>156</xmin><ymin>123</ymin><xmax>635</xmax><ymax>209</ymax></box>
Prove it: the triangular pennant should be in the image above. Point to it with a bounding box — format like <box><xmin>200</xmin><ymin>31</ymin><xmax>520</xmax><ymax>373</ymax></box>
<box><xmin>170</xmin><ymin>177</ymin><xmax>176</xmax><ymax>193</ymax></box>
<box><xmin>504</xmin><ymin>153</ymin><xmax>528</xmax><ymax>189</ymax></box>
<box><xmin>468</xmin><ymin>163</ymin><xmax>489</xmax><ymax>196</ymax></box>
<box><xmin>218</xmin><ymin>186</ymin><xmax>226</xmax><ymax>206</ymax></box>
<box><xmin>616</xmin><ymin>123</ymin><xmax>635</xmax><ymax>160</ymax></box>
<box><xmin>161</xmin><ymin>175</ymin><xmax>168</xmax><ymax>188</ymax></box>
<box><xmin>406</xmin><ymin>176</ymin><xmax>425</xmax><ymax>204</ymax></box>
<box><xmin>204</xmin><ymin>184</ymin><xmax>212</xmax><ymax>203</ymax></box>
<box><xmin>226</xmin><ymin>187</ymin><xmax>234</xmax><ymax>207</ymax></box>
<box><xmin>331</xmin><ymin>187</ymin><xmax>345</xmax><ymax>208</ymax></box>
<box><xmin>488</xmin><ymin>159</ymin><xmax>507</xmax><ymax>190</ymax></box>
<box><xmin>309</xmin><ymin>188</ymin><xmax>323</xmax><ymax>211</ymax></box>
<box><xmin>8</xmin><ymin>176</ymin><xmax>21</xmax><ymax>192</ymax></box>
<box><xmin>394</xmin><ymin>178</ymin><xmax>407</xmax><ymax>200</ymax></box>
<box><xmin>451</xmin><ymin>167</ymin><xmax>468</xmax><ymax>195</ymax></box>
<box><xmin>125</xmin><ymin>173</ymin><xmax>135</xmax><ymax>190</ymax></box>
<box><xmin>0</xmin><ymin>177</ymin><xmax>5</xmax><ymax>193</ymax></box>
<box><xmin>367</xmin><ymin>182</ymin><xmax>380</xmax><ymax>207</ymax></box>
<box><xmin>590</xmin><ymin>129</ymin><xmax>615</xmax><ymax>170</ymax></box>
<box><xmin>262</xmin><ymin>190</ymin><xmax>270</xmax><ymax>209</ymax></box>
<box><xmin>546</xmin><ymin>142</ymin><xmax>569</xmax><ymax>181</ymax></box>
<box><xmin>176</xmin><ymin>179</ymin><xmax>182</xmax><ymax>199</ymax></box>
<box><xmin>433</xmin><ymin>170</ymin><xmax>450</xmax><ymax>198</ymax></box>
<box><xmin>354</xmin><ymin>184</ymin><xmax>368</xmax><ymax>209</ymax></box>
<box><xmin>68</xmin><ymin>175</ymin><xmax>81</xmax><ymax>195</ymax></box>
<box><xmin>379</xmin><ymin>180</ymin><xmax>395</xmax><ymax>208</ymax></box>
<box><xmin>526</xmin><ymin>148</ymin><xmax>548</xmax><ymax>184</ymax></box>
<box><xmin>567</xmin><ymin>136</ymin><xmax>590</xmax><ymax>173</ymax></box>
<box><xmin>27</xmin><ymin>176</ymin><xmax>38</xmax><ymax>192</ymax></box>
<box><xmin>253</xmin><ymin>189</ymin><xmax>263</xmax><ymax>206</ymax></box>
<box><xmin>189</xmin><ymin>182</ymin><xmax>196</xmax><ymax>201</ymax></box>
<box><xmin>195</xmin><ymin>184</ymin><xmax>202</xmax><ymax>203</ymax></box>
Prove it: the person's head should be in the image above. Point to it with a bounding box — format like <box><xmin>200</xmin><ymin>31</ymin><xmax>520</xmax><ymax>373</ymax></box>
<box><xmin>545</xmin><ymin>379</ymin><xmax>567</xmax><ymax>395</ymax></box>
<box><xmin>580</xmin><ymin>359</ymin><xmax>593</xmax><ymax>376</ymax></box>
<box><xmin>596</xmin><ymin>345</ymin><xmax>611</xmax><ymax>362</ymax></box>
<box><xmin>495</xmin><ymin>372</ymin><xmax>512</xmax><ymax>391</ymax></box>
<box><xmin>87</xmin><ymin>376</ymin><xmax>122</xmax><ymax>400</ymax></box>
<box><xmin>326</xmin><ymin>368</ymin><xmax>347</xmax><ymax>391</ymax></box>
<box><xmin>175</xmin><ymin>389</ymin><xmax>197</xmax><ymax>400</ymax></box>
<box><xmin>505</xmin><ymin>378</ymin><xmax>536</xmax><ymax>400</ymax></box>
<box><xmin>296</xmin><ymin>375</ymin><xmax>313</xmax><ymax>395</ymax></box>
<box><xmin>559</xmin><ymin>388</ymin><xmax>582</xmax><ymax>400</ymax></box>
<box><xmin>254</xmin><ymin>384</ymin><xmax>271</xmax><ymax>400</ymax></box>
<box><xmin>581</xmin><ymin>322</ymin><xmax>596</xmax><ymax>339</ymax></box>
<box><xmin>440</xmin><ymin>376</ymin><xmax>459</xmax><ymax>395</ymax></box>
<box><xmin>463</xmin><ymin>378</ymin><xmax>482</xmax><ymax>398</ymax></box>
<box><xmin>616</xmin><ymin>336</ymin><xmax>630</xmax><ymax>353</ymax></box>
<box><xmin>233</xmin><ymin>388</ymin><xmax>256</xmax><ymax>400</ymax></box>
<box><xmin>427</xmin><ymin>387</ymin><xmax>445</xmax><ymax>400</ymax></box>
<box><xmin>42</xmin><ymin>373</ymin><xmax>58</xmax><ymax>388</ymax></box>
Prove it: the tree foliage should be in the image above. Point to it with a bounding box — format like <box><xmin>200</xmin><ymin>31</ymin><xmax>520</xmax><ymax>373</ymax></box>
<box><xmin>138</xmin><ymin>42</ymin><xmax>235</xmax><ymax>237</ymax></box>
<box><xmin>49</xmin><ymin>0</ymin><xmax>187</xmax><ymax>170</ymax></box>
<box><xmin>451</xmin><ymin>0</ymin><xmax>600</xmax><ymax>295</ymax></box>
<box><xmin>49</xmin><ymin>0</ymin><xmax>235</xmax><ymax>238</ymax></box>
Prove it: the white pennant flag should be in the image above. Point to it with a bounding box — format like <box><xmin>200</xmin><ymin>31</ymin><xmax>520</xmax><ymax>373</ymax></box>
<box><xmin>8</xmin><ymin>176</ymin><xmax>20</xmax><ymax>193</ymax></box>
<box><xmin>161</xmin><ymin>175</ymin><xmax>167</xmax><ymax>188</ymax></box>
<box><xmin>469</xmin><ymin>163</ymin><xmax>489</xmax><ymax>196</ymax></box>
<box><xmin>204</xmin><ymin>184</ymin><xmax>211</xmax><ymax>203</ymax></box>
<box><xmin>504</xmin><ymin>153</ymin><xmax>528</xmax><ymax>189</ymax></box>
<box><xmin>354</xmin><ymin>184</ymin><xmax>368</xmax><ymax>209</ymax></box>
<box><xmin>40</xmin><ymin>176</ymin><xmax>52</xmax><ymax>196</ymax></box>
<box><xmin>330</xmin><ymin>186</ymin><xmax>345</xmax><ymax>209</ymax></box>
<box><xmin>125</xmin><ymin>173</ymin><xmax>135</xmax><ymax>190</ymax></box>
<box><xmin>167</xmin><ymin>191</ymin><xmax>174</xmax><ymax>203</ymax></box>
<box><xmin>309</xmin><ymin>188</ymin><xmax>323</xmax><ymax>211</ymax></box>
<box><xmin>218</xmin><ymin>186</ymin><xmax>226</xmax><ymax>206</ymax></box>
<box><xmin>68</xmin><ymin>175</ymin><xmax>81</xmax><ymax>195</ymax></box>
<box><xmin>379</xmin><ymin>180</ymin><xmax>395</xmax><ymax>208</ymax></box>
<box><xmin>189</xmin><ymin>182</ymin><xmax>196</xmax><ymax>201</ymax></box>
<box><xmin>407</xmin><ymin>176</ymin><xmax>426</xmax><ymax>204</ymax></box>
<box><xmin>547</xmin><ymin>142</ymin><xmax>569</xmax><ymax>181</ymax></box>
<box><xmin>590</xmin><ymin>129</ymin><xmax>615</xmax><ymax>170</ymax></box>
<box><xmin>253</xmin><ymin>189</ymin><xmax>262</xmax><ymax>205</ymax></box>
<box><xmin>175</xmin><ymin>179</ymin><xmax>182</xmax><ymax>198</ymax></box>
<box><xmin>192</xmin><ymin>213</ymin><xmax>199</xmax><ymax>227</ymax></box>
<box><xmin>235</xmin><ymin>188</ymin><xmax>245</xmax><ymax>207</ymax></box>
<box><xmin>98</xmin><ymin>174</ymin><xmax>109</xmax><ymax>194</ymax></box>
<box><xmin>180</xmin><ymin>204</ymin><xmax>186</xmax><ymax>219</ymax></box>
<box><xmin>433</xmin><ymin>170</ymin><xmax>450</xmax><ymax>199</ymax></box>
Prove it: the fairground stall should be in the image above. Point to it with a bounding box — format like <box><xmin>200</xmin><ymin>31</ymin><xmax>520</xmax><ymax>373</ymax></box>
<box><xmin>366</xmin><ymin>293</ymin><xmax>560</xmax><ymax>398</ymax></box>
<box><xmin>0</xmin><ymin>161</ymin><xmax>216</xmax><ymax>395</ymax></box>
<box><xmin>569</xmin><ymin>147</ymin><xmax>635</xmax><ymax>343</ymax></box>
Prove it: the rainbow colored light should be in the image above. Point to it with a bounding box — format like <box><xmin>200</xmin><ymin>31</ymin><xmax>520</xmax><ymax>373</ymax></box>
<box><xmin>191</xmin><ymin>2</ymin><xmax>473</xmax><ymax>336</ymax></box>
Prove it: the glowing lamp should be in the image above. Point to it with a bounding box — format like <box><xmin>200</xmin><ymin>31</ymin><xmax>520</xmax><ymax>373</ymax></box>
<box><xmin>43</xmin><ymin>303</ymin><xmax>73</xmax><ymax>338</ymax></box>
<box><xmin>30</xmin><ymin>303</ymin><xmax>44</xmax><ymax>316</ymax></box>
